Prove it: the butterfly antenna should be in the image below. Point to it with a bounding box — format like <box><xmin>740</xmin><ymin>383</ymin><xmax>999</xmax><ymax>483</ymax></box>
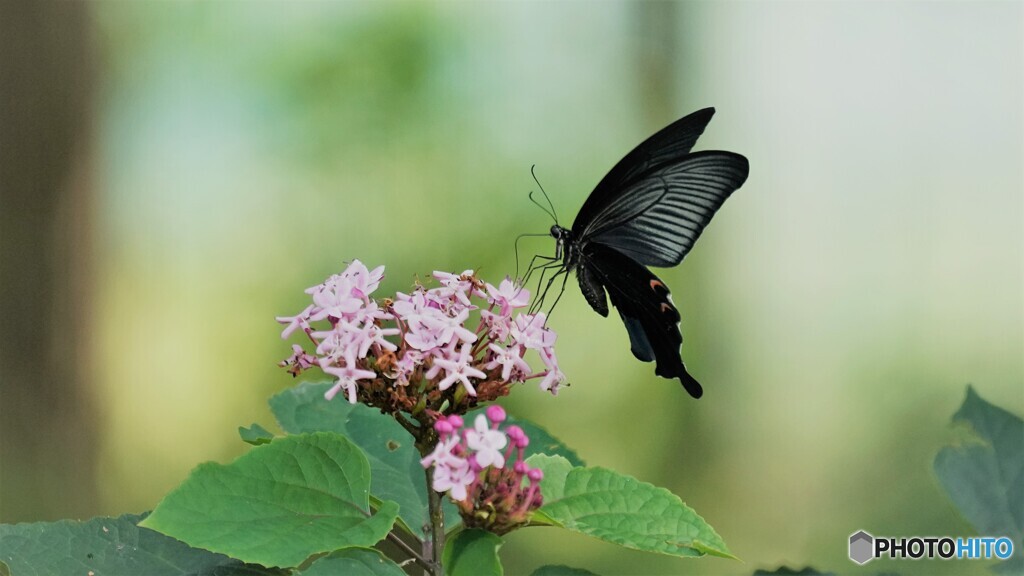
<box><xmin>531</xmin><ymin>164</ymin><xmax>558</xmax><ymax>225</ymax></box>
<box><xmin>528</xmin><ymin>190</ymin><xmax>557</xmax><ymax>223</ymax></box>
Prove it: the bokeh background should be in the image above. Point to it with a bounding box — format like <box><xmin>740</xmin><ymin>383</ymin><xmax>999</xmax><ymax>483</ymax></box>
<box><xmin>1</xmin><ymin>1</ymin><xmax>1021</xmax><ymax>574</ymax></box>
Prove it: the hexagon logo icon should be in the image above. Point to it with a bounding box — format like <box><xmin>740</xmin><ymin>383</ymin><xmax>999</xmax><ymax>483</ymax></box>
<box><xmin>849</xmin><ymin>530</ymin><xmax>874</xmax><ymax>564</ymax></box>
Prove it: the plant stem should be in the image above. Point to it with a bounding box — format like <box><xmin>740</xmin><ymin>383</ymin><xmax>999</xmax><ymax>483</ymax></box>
<box><xmin>394</xmin><ymin>411</ymin><xmax>420</xmax><ymax>437</ymax></box>
<box><xmin>386</xmin><ymin>531</ymin><xmax>433</xmax><ymax>574</ymax></box>
<box><xmin>426</xmin><ymin>466</ymin><xmax>446</xmax><ymax>575</ymax></box>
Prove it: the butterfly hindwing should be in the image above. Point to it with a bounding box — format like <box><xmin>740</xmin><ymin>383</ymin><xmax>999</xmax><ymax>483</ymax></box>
<box><xmin>579</xmin><ymin>242</ymin><xmax>703</xmax><ymax>398</ymax></box>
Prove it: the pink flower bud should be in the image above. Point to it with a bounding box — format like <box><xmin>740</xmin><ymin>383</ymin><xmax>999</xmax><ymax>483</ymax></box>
<box><xmin>434</xmin><ymin>420</ymin><xmax>453</xmax><ymax>435</ymax></box>
<box><xmin>506</xmin><ymin>425</ymin><xmax>528</xmax><ymax>448</ymax></box>
<box><xmin>486</xmin><ymin>405</ymin><xmax>507</xmax><ymax>424</ymax></box>
<box><xmin>527</xmin><ymin>468</ymin><xmax>543</xmax><ymax>482</ymax></box>
<box><xmin>447</xmin><ymin>415</ymin><xmax>464</xmax><ymax>428</ymax></box>
<box><xmin>514</xmin><ymin>460</ymin><xmax>528</xmax><ymax>474</ymax></box>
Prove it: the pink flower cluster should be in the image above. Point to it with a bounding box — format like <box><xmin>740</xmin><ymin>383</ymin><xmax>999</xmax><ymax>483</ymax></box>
<box><xmin>420</xmin><ymin>406</ymin><xmax>544</xmax><ymax>534</ymax></box>
<box><xmin>277</xmin><ymin>261</ymin><xmax>566</xmax><ymax>412</ymax></box>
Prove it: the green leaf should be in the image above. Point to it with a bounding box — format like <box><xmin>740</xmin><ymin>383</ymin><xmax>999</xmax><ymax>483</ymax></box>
<box><xmin>141</xmin><ymin>432</ymin><xmax>399</xmax><ymax>568</ymax></box>
<box><xmin>442</xmin><ymin>529</ymin><xmax>503</xmax><ymax>576</ymax></box>
<box><xmin>528</xmin><ymin>455</ymin><xmax>734</xmax><ymax>560</ymax></box>
<box><xmin>298</xmin><ymin>547</ymin><xmax>406</xmax><ymax>576</ymax></box>
<box><xmin>752</xmin><ymin>568</ymin><xmax>835</xmax><ymax>576</ymax></box>
<box><xmin>238</xmin><ymin>422</ymin><xmax>274</xmax><ymax>446</ymax></box>
<box><xmin>530</xmin><ymin>565</ymin><xmax>601</xmax><ymax>576</ymax></box>
<box><xmin>270</xmin><ymin>382</ymin><xmax>351</xmax><ymax>435</ymax></box>
<box><xmin>528</xmin><ymin>454</ymin><xmax>573</xmax><ymax>503</ymax></box>
<box><xmin>270</xmin><ymin>381</ymin><xmax>429</xmax><ymax>536</ymax></box>
<box><xmin>0</xmin><ymin>513</ymin><xmax>283</xmax><ymax>576</ymax></box>
<box><xmin>934</xmin><ymin>385</ymin><xmax>1023</xmax><ymax>573</ymax></box>
<box><xmin>466</xmin><ymin>409</ymin><xmax>585</xmax><ymax>467</ymax></box>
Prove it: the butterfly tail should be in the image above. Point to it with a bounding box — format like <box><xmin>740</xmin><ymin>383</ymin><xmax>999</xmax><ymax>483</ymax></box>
<box><xmin>656</xmin><ymin>359</ymin><xmax>703</xmax><ymax>398</ymax></box>
<box><xmin>677</xmin><ymin>367</ymin><xmax>704</xmax><ymax>399</ymax></box>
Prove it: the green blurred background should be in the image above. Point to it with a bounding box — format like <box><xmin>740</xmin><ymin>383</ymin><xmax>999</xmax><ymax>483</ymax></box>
<box><xmin>1</xmin><ymin>1</ymin><xmax>1021</xmax><ymax>574</ymax></box>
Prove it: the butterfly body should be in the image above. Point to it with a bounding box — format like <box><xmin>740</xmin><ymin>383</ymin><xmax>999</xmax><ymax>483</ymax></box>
<box><xmin>548</xmin><ymin>108</ymin><xmax>748</xmax><ymax>399</ymax></box>
<box><xmin>550</xmin><ymin>224</ymin><xmax>609</xmax><ymax>316</ymax></box>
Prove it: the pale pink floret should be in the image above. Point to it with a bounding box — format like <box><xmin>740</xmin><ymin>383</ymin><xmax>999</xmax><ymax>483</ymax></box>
<box><xmin>310</xmin><ymin>330</ymin><xmax>347</xmax><ymax>365</ymax></box>
<box><xmin>539</xmin><ymin>367</ymin><xmax>565</xmax><ymax>395</ymax></box>
<box><xmin>404</xmin><ymin>314</ymin><xmax>452</xmax><ymax>352</ymax></box>
<box><xmin>485</xmin><ymin>343</ymin><xmax>530</xmax><ymax>382</ymax></box>
<box><xmin>278</xmin><ymin>344</ymin><xmax>318</xmax><ymax>371</ymax></box>
<box><xmin>322</xmin><ymin>360</ymin><xmax>378</xmax><ymax>404</ymax></box>
<box><xmin>275</xmin><ymin>304</ymin><xmax>314</xmax><ymax>339</ymax></box>
<box><xmin>339</xmin><ymin>318</ymin><xmax>399</xmax><ymax>358</ymax></box>
<box><xmin>392</xmin><ymin>290</ymin><xmax>442</xmax><ymax>321</ymax></box>
<box><xmin>465</xmin><ymin>414</ymin><xmax>508</xmax><ymax>469</ymax></box>
<box><xmin>309</xmin><ymin>280</ymin><xmax>363</xmax><ymax>321</ymax></box>
<box><xmin>478</xmin><ymin>310</ymin><xmax>506</xmax><ymax>340</ymax></box>
<box><xmin>432</xmin><ymin>342</ymin><xmax>487</xmax><ymax>395</ymax></box>
<box><xmin>392</xmin><ymin>350</ymin><xmax>422</xmax><ymax>386</ymax></box>
<box><xmin>511</xmin><ymin>313</ymin><xmax>557</xmax><ymax>350</ymax></box>
<box><xmin>341</xmin><ymin>259</ymin><xmax>385</xmax><ymax>299</ymax></box>
<box><xmin>432</xmin><ymin>269</ymin><xmax>475</xmax><ymax>308</ymax></box>
<box><xmin>420</xmin><ymin>435</ymin><xmax>462</xmax><ymax>469</ymax></box>
<box><xmin>439</xmin><ymin>309</ymin><xmax>478</xmax><ymax>345</ymax></box>
<box><xmin>431</xmin><ymin>457</ymin><xmax>476</xmax><ymax>502</ymax></box>
<box><xmin>485</xmin><ymin>278</ymin><xmax>530</xmax><ymax>317</ymax></box>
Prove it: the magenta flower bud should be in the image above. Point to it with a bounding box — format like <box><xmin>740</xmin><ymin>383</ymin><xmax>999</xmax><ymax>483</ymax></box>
<box><xmin>506</xmin><ymin>425</ymin><xmax>528</xmax><ymax>448</ymax></box>
<box><xmin>486</xmin><ymin>405</ymin><xmax>507</xmax><ymax>424</ymax></box>
<box><xmin>514</xmin><ymin>460</ymin><xmax>528</xmax><ymax>474</ymax></box>
<box><xmin>527</xmin><ymin>468</ymin><xmax>543</xmax><ymax>482</ymax></box>
<box><xmin>447</xmin><ymin>415</ymin><xmax>464</xmax><ymax>428</ymax></box>
<box><xmin>434</xmin><ymin>420</ymin><xmax>453</xmax><ymax>435</ymax></box>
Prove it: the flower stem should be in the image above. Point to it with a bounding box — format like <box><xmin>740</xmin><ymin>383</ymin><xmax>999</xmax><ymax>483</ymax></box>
<box><xmin>426</xmin><ymin>466</ymin><xmax>446</xmax><ymax>575</ymax></box>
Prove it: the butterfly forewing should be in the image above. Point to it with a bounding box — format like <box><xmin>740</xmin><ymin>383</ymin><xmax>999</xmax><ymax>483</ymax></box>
<box><xmin>572</xmin><ymin>107</ymin><xmax>716</xmax><ymax>239</ymax></box>
<box><xmin>582</xmin><ymin>151</ymin><xmax>749</xmax><ymax>267</ymax></box>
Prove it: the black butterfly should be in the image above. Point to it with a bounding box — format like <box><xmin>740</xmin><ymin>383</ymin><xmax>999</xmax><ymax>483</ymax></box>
<box><xmin>529</xmin><ymin>107</ymin><xmax>748</xmax><ymax>399</ymax></box>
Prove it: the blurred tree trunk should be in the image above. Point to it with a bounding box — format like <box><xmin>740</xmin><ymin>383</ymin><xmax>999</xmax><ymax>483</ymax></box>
<box><xmin>630</xmin><ymin>2</ymin><xmax>717</xmax><ymax>477</ymax></box>
<box><xmin>633</xmin><ymin>1</ymin><xmax>680</xmax><ymax>126</ymax></box>
<box><xmin>0</xmin><ymin>1</ymin><xmax>98</xmax><ymax>521</ymax></box>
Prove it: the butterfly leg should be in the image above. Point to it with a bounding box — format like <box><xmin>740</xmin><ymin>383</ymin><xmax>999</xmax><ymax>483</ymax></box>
<box><xmin>527</xmin><ymin>263</ymin><xmax>555</xmax><ymax>314</ymax></box>
<box><xmin>530</xmin><ymin>267</ymin><xmax>567</xmax><ymax>316</ymax></box>
<box><xmin>515</xmin><ymin>232</ymin><xmax>557</xmax><ymax>281</ymax></box>
<box><xmin>521</xmin><ymin>254</ymin><xmax>558</xmax><ymax>288</ymax></box>
<box><xmin>542</xmin><ymin>269</ymin><xmax>571</xmax><ymax>321</ymax></box>
<box><xmin>526</xmin><ymin>259</ymin><xmax>562</xmax><ymax>300</ymax></box>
